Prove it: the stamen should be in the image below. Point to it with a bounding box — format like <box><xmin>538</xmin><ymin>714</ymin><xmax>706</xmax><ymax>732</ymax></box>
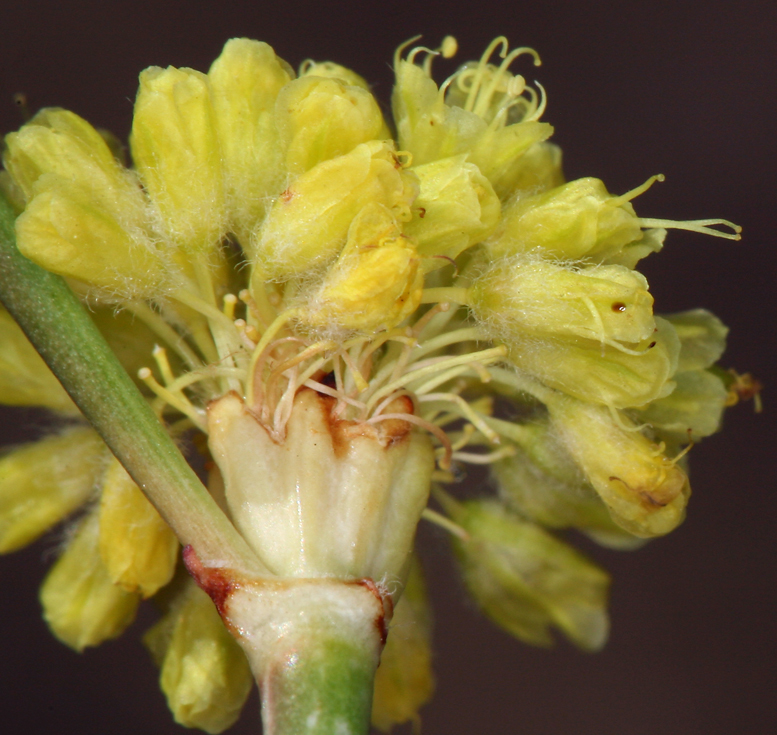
<box><xmin>451</xmin><ymin>446</ymin><xmax>517</xmax><ymax>464</ymax></box>
<box><xmin>608</xmin><ymin>404</ymin><xmax>649</xmax><ymax>432</ymax></box>
<box><xmin>523</xmin><ymin>80</ymin><xmax>547</xmax><ymax>122</ymax></box>
<box><xmin>234</xmin><ymin>319</ymin><xmax>257</xmax><ymax>351</ymax></box>
<box><xmin>138</xmin><ymin>367</ymin><xmax>207</xmax><ymax>430</ymax></box>
<box><xmin>418</xmin><ymin>392</ymin><xmax>500</xmax><ymax>443</ymax></box>
<box><xmin>639</xmin><ymin>217</ymin><xmax>742</xmax><ymax>240</ymax></box>
<box><xmin>239</xmin><ymin>288</ymin><xmax>274</xmax><ymax>330</ymax></box>
<box><xmin>152</xmin><ymin>345</ymin><xmax>176</xmax><ymax>386</ymax></box>
<box><xmin>411</xmin><ymin>302</ymin><xmax>451</xmax><ymax>339</ymax></box>
<box><xmin>463</xmin><ymin>37</ymin><xmax>509</xmax><ymax>112</ymax></box>
<box><xmin>366</xmin><ymin>345</ymin><xmax>507</xmax><ymax>412</ymax></box>
<box><xmin>473</xmin><ymin>46</ymin><xmax>540</xmax><ymax>119</ymax></box>
<box><xmin>302</xmin><ymin>379</ymin><xmax>368</xmax><ymax>411</ymax></box>
<box><xmin>265</xmin><ymin>340</ymin><xmax>338</xmax><ymax>408</ymax></box>
<box><xmin>340</xmin><ymin>349</ymin><xmax>369</xmax><ymax>393</ymax></box>
<box><xmin>371</xmin><ymin>389</ymin><xmax>417</xmax><ymax>419</ymax></box>
<box><xmin>450</xmin><ymin>424</ymin><xmax>477</xmax><ymax>451</ymax></box>
<box><xmin>394</xmin><ymin>35</ymin><xmax>423</xmax><ymax>69</ymax></box>
<box><xmin>421</xmin><ymin>508</ymin><xmax>470</xmax><ymax>540</ymax></box>
<box><xmin>245</xmin><ymin>309</ymin><xmax>299</xmax><ymax>408</ymax></box>
<box><xmin>222</xmin><ymin>293</ymin><xmax>238</xmax><ymax>321</ymax></box>
<box><xmin>612</xmin><ymin>174</ymin><xmax>665</xmax><ymax>205</ymax></box>
<box><xmin>125</xmin><ymin>302</ymin><xmax>201</xmax><ymax>371</ymax></box>
<box><xmin>368</xmin><ymin>412</ymin><xmax>453</xmax><ymax>469</ymax></box>
<box><xmin>413</xmin><ymin>363</ymin><xmax>484</xmax><ymax>396</ymax></box>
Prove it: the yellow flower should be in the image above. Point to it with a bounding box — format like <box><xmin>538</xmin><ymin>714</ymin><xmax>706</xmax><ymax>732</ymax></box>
<box><xmin>0</xmin><ymin>33</ymin><xmax>744</xmax><ymax>734</ymax></box>
<box><xmin>144</xmin><ymin>579</ymin><xmax>253</xmax><ymax>734</ymax></box>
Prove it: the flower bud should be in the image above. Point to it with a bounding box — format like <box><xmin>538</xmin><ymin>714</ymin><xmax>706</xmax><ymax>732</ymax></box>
<box><xmin>371</xmin><ymin>558</ymin><xmax>434</xmax><ymax>732</ymax></box>
<box><xmin>275</xmin><ymin>75</ymin><xmax>391</xmax><ymax>177</ymax></box>
<box><xmin>470</xmin><ymin>255</ymin><xmax>656</xmax><ymax>347</ymax></box>
<box><xmin>664</xmin><ymin>309</ymin><xmax>728</xmax><ymax>373</ymax></box>
<box><xmin>487</xmin><ymin>176</ymin><xmax>662</xmax><ymax>264</ymax></box>
<box><xmin>549</xmin><ymin>395</ymin><xmax>690</xmax><ymax>537</ymax></box>
<box><xmin>465</xmin><ymin>120</ymin><xmax>553</xmax><ymax>200</ymax></box>
<box><xmin>3</xmin><ymin>108</ymin><xmax>131</xmax><ymax>208</ymax></box>
<box><xmin>40</xmin><ymin>511</ymin><xmax>140</xmax><ymax>651</ymax></box>
<box><xmin>298</xmin><ymin>203</ymin><xmax>423</xmax><ymax>332</ymax></box>
<box><xmin>492</xmin><ymin>423</ymin><xmax>644</xmax><ymax>550</ymax></box>
<box><xmin>0</xmin><ymin>170</ymin><xmax>26</xmax><ymax>213</ymax></box>
<box><xmin>636</xmin><ymin>368</ymin><xmax>728</xmax><ymax>441</ymax></box>
<box><xmin>144</xmin><ymin>580</ymin><xmax>253</xmax><ymax>734</ymax></box>
<box><xmin>392</xmin><ymin>58</ymin><xmax>451</xmax><ymax>165</ymax></box>
<box><xmin>14</xmin><ymin>178</ymin><xmax>165</xmax><ymax>295</ymax></box>
<box><xmin>393</xmin><ymin>39</ymin><xmax>553</xmax><ymax>198</ymax></box>
<box><xmin>0</xmin><ymin>307</ymin><xmax>76</xmax><ymax>413</ymax></box>
<box><xmin>207</xmin><ymin>389</ymin><xmax>434</xmax><ymax>581</ymax></box>
<box><xmin>403</xmin><ymin>155</ymin><xmax>500</xmax><ymax>267</ymax></box>
<box><xmin>253</xmin><ymin>140</ymin><xmax>418</xmax><ymax>280</ymax></box>
<box><xmin>299</xmin><ymin>59</ymin><xmax>371</xmax><ymax>90</ymax></box>
<box><xmin>131</xmin><ymin>66</ymin><xmax>226</xmax><ymax>252</ymax></box>
<box><xmin>495</xmin><ymin>141</ymin><xmax>565</xmax><ymax>198</ymax></box>
<box><xmin>634</xmin><ymin>309</ymin><xmax>730</xmax><ymax>440</ymax></box>
<box><xmin>507</xmin><ymin>316</ymin><xmax>680</xmax><ymax>409</ymax></box>
<box><xmin>98</xmin><ymin>458</ymin><xmax>178</xmax><ymax>598</ymax></box>
<box><xmin>449</xmin><ymin>499</ymin><xmax>610</xmax><ymax>651</ymax></box>
<box><xmin>0</xmin><ymin>428</ymin><xmax>105</xmax><ymax>553</ymax></box>
<box><xmin>208</xmin><ymin>38</ymin><xmax>293</xmax><ymax>243</ymax></box>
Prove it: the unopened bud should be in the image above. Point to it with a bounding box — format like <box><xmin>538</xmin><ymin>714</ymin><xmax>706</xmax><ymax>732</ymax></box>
<box><xmin>276</xmin><ymin>75</ymin><xmax>391</xmax><ymax>177</ymax></box>
<box><xmin>144</xmin><ymin>580</ymin><xmax>253</xmax><ymax>734</ymax></box>
<box><xmin>0</xmin><ymin>428</ymin><xmax>104</xmax><ymax>553</ymax></box>
<box><xmin>470</xmin><ymin>255</ymin><xmax>656</xmax><ymax>347</ymax></box>
<box><xmin>448</xmin><ymin>498</ymin><xmax>610</xmax><ymax>651</ymax></box>
<box><xmin>371</xmin><ymin>558</ymin><xmax>435</xmax><ymax>732</ymax></box>
<box><xmin>404</xmin><ymin>155</ymin><xmax>500</xmax><ymax>267</ymax></box>
<box><xmin>549</xmin><ymin>395</ymin><xmax>690</xmax><ymax>537</ymax></box>
<box><xmin>131</xmin><ymin>66</ymin><xmax>225</xmax><ymax>252</ymax></box>
<box><xmin>40</xmin><ymin>511</ymin><xmax>140</xmax><ymax>651</ymax></box>
<box><xmin>253</xmin><ymin>141</ymin><xmax>418</xmax><ymax>280</ymax></box>
<box><xmin>98</xmin><ymin>458</ymin><xmax>178</xmax><ymax>598</ymax></box>
<box><xmin>298</xmin><ymin>203</ymin><xmax>423</xmax><ymax>332</ymax></box>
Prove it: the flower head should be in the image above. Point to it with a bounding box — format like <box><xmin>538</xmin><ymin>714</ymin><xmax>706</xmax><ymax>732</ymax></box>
<box><xmin>0</xmin><ymin>34</ymin><xmax>746</xmax><ymax>733</ymax></box>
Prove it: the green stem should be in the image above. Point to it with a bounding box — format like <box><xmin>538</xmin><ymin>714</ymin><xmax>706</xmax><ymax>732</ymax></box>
<box><xmin>262</xmin><ymin>635</ymin><xmax>376</xmax><ymax>735</ymax></box>
<box><xmin>0</xmin><ymin>192</ymin><xmax>261</xmax><ymax>574</ymax></box>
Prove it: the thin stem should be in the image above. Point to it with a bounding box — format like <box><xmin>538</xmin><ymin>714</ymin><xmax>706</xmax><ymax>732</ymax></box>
<box><xmin>0</xmin><ymin>192</ymin><xmax>263</xmax><ymax>574</ymax></box>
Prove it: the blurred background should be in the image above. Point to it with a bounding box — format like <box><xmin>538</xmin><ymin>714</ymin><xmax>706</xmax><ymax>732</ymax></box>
<box><xmin>0</xmin><ymin>1</ymin><xmax>774</xmax><ymax>733</ymax></box>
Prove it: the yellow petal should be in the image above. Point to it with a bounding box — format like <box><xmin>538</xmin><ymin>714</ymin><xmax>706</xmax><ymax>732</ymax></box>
<box><xmin>3</xmin><ymin>108</ymin><xmax>128</xmax><ymax>208</ymax></box>
<box><xmin>471</xmin><ymin>255</ymin><xmax>656</xmax><ymax>346</ymax></box>
<box><xmin>144</xmin><ymin>580</ymin><xmax>253</xmax><ymax>734</ymax></box>
<box><xmin>131</xmin><ymin>66</ymin><xmax>226</xmax><ymax>252</ymax></box>
<box><xmin>15</xmin><ymin>179</ymin><xmax>164</xmax><ymax>295</ymax></box>
<box><xmin>0</xmin><ymin>307</ymin><xmax>76</xmax><ymax>413</ymax></box>
<box><xmin>300</xmin><ymin>203</ymin><xmax>423</xmax><ymax>332</ymax></box>
<box><xmin>372</xmin><ymin>558</ymin><xmax>435</xmax><ymax>732</ymax></box>
<box><xmin>253</xmin><ymin>140</ymin><xmax>418</xmax><ymax>280</ymax></box>
<box><xmin>405</xmin><ymin>154</ymin><xmax>501</xmax><ymax>267</ymax></box>
<box><xmin>450</xmin><ymin>499</ymin><xmax>610</xmax><ymax>651</ymax></box>
<box><xmin>549</xmin><ymin>396</ymin><xmax>691</xmax><ymax>537</ymax></box>
<box><xmin>0</xmin><ymin>428</ymin><xmax>105</xmax><ymax>553</ymax></box>
<box><xmin>276</xmin><ymin>75</ymin><xmax>391</xmax><ymax>177</ymax></box>
<box><xmin>40</xmin><ymin>510</ymin><xmax>140</xmax><ymax>651</ymax></box>
<box><xmin>299</xmin><ymin>59</ymin><xmax>372</xmax><ymax>90</ymax></box>
<box><xmin>208</xmin><ymin>38</ymin><xmax>293</xmax><ymax>243</ymax></box>
<box><xmin>98</xmin><ymin>458</ymin><xmax>178</xmax><ymax>597</ymax></box>
<box><xmin>507</xmin><ymin>317</ymin><xmax>680</xmax><ymax>410</ymax></box>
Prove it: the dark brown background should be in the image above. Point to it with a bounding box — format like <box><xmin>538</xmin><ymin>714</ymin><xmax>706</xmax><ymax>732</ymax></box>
<box><xmin>0</xmin><ymin>1</ymin><xmax>774</xmax><ymax>733</ymax></box>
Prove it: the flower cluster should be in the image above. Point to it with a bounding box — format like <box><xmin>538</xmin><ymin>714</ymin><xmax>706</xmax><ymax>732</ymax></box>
<box><xmin>0</xmin><ymin>35</ymin><xmax>744</xmax><ymax>732</ymax></box>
